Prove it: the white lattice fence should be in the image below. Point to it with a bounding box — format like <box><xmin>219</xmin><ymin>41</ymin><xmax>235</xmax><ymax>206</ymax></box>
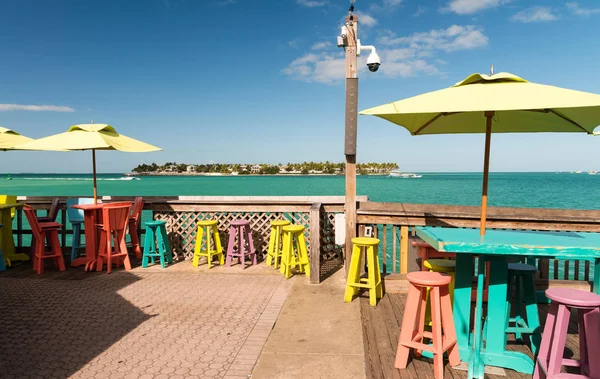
<box><xmin>154</xmin><ymin>210</ymin><xmax>312</xmax><ymax>260</ymax></box>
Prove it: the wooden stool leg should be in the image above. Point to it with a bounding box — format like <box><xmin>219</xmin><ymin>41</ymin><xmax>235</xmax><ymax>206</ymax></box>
<box><xmin>36</xmin><ymin>236</ymin><xmax>45</xmax><ymax>275</ymax></box>
<box><xmin>395</xmin><ymin>283</ymin><xmax>421</xmax><ymax>369</ymax></box>
<box><xmin>162</xmin><ymin>226</ymin><xmax>173</xmax><ymax>264</ymax></box>
<box><xmin>534</xmin><ymin>302</ymin><xmax>557</xmax><ymax>379</ymax></box>
<box><xmin>430</xmin><ymin>286</ymin><xmax>444</xmax><ymax>379</ymax></box>
<box><xmin>206</xmin><ymin>227</ymin><xmax>213</xmax><ymax>269</ymax></box>
<box><xmin>226</xmin><ymin>226</ymin><xmax>235</xmax><ymax>267</ymax></box>
<box><xmin>213</xmin><ymin>226</ymin><xmax>224</xmax><ymax>265</ymax></box>
<box><xmin>515</xmin><ymin>275</ymin><xmax>524</xmax><ymax>342</ymax></box>
<box><xmin>247</xmin><ymin>225</ymin><xmax>256</xmax><ymax>266</ymax></box>
<box><xmin>129</xmin><ymin>220</ymin><xmax>141</xmax><ymax>259</ymax></box>
<box><xmin>344</xmin><ymin>245</ymin><xmax>362</xmax><ymax>302</ymax></box>
<box><xmin>298</xmin><ymin>233</ymin><xmax>309</xmax><ymax>277</ymax></box>
<box><xmin>96</xmin><ymin>231</ymin><xmax>106</xmax><ymax>272</ymax></box>
<box><xmin>119</xmin><ymin>231</ymin><xmax>132</xmax><ymax>271</ymax></box>
<box><xmin>374</xmin><ymin>245</ymin><xmax>383</xmax><ymax>299</ymax></box>
<box><xmin>267</xmin><ymin>228</ymin><xmax>275</xmax><ymax>267</ymax></box>
<box><xmin>142</xmin><ymin>227</ymin><xmax>152</xmax><ymax>268</ymax></box>
<box><xmin>274</xmin><ymin>227</ymin><xmax>281</xmax><ymax>269</ymax></box>
<box><xmin>583</xmin><ymin>307</ymin><xmax>600</xmax><ymax>377</ymax></box>
<box><xmin>440</xmin><ymin>285</ymin><xmax>460</xmax><ymax>366</ymax></box>
<box><xmin>192</xmin><ymin>226</ymin><xmax>203</xmax><ymax>267</ymax></box>
<box><xmin>239</xmin><ymin>226</ymin><xmax>246</xmax><ymax>269</ymax></box>
<box><xmin>547</xmin><ymin>304</ymin><xmax>570</xmax><ymax>377</ymax></box>
<box><xmin>523</xmin><ymin>273</ymin><xmax>541</xmax><ymax>355</ymax></box>
<box><xmin>50</xmin><ymin>230</ymin><xmax>65</xmax><ymax>271</ymax></box>
<box><xmin>71</xmin><ymin>223</ymin><xmax>81</xmax><ymax>263</ymax></box>
<box><xmin>414</xmin><ymin>286</ymin><xmax>427</xmax><ymax>358</ymax></box>
<box><xmin>366</xmin><ymin>245</ymin><xmax>377</xmax><ymax>306</ymax></box>
<box><xmin>280</xmin><ymin>232</ymin><xmax>292</xmax><ymax>277</ymax></box>
<box><xmin>156</xmin><ymin>227</ymin><xmax>166</xmax><ymax>268</ymax></box>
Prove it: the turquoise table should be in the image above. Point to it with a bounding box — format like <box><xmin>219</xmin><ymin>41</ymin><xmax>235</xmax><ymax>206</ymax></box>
<box><xmin>415</xmin><ymin>226</ymin><xmax>600</xmax><ymax>379</ymax></box>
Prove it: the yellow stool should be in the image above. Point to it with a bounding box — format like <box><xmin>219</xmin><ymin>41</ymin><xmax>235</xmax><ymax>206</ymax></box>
<box><xmin>266</xmin><ymin>220</ymin><xmax>290</xmax><ymax>269</ymax></box>
<box><xmin>424</xmin><ymin>258</ymin><xmax>456</xmax><ymax>325</ymax></box>
<box><xmin>192</xmin><ymin>220</ymin><xmax>224</xmax><ymax>268</ymax></box>
<box><xmin>279</xmin><ymin>225</ymin><xmax>310</xmax><ymax>279</ymax></box>
<box><xmin>344</xmin><ymin>237</ymin><xmax>383</xmax><ymax>306</ymax></box>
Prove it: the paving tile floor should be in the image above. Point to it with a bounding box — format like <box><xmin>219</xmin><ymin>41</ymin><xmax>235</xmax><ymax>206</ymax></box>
<box><xmin>0</xmin><ymin>266</ymin><xmax>290</xmax><ymax>379</ymax></box>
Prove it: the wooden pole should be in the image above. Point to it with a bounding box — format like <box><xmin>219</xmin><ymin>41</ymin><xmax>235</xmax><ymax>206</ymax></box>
<box><xmin>344</xmin><ymin>15</ymin><xmax>358</xmax><ymax>272</ymax></box>
<box><xmin>92</xmin><ymin>149</ymin><xmax>98</xmax><ymax>204</ymax></box>
<box><xmin>480</xmin><ymin>111</ymin><xmax>495</xmax><ymax>235</ymax></box>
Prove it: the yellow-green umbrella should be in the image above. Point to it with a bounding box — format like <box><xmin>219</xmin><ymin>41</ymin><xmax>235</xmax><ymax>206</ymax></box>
<box><xmin>0</xmin><ymin>127</ymin><xmax>33</xmax><ymax>151</ymax></box>
<box><xmin>16</xmin><ymin>124</ymin><xmax>161</xmax><ymax>203</ymax></box>
<box><xmin>360</xmin><ymin>72</ymin><xmax>600</xmax><ymax>234</ymax></box>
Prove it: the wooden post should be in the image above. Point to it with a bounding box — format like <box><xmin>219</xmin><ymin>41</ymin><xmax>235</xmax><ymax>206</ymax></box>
<box><xmin>309</xmin><ymin>202</ymin><xmax>322</xmax><ymax>284</ymax></box>
<box><xmin>92</xmin><ymin>149</ymin><xmax>98</xmax><ymax>204</ymax></box>
<box><xmin>480</xmin><ymin>111</ymin><xmax>494</xmax><ymax>236</ymax></box>
<box><xmin>344</xmin><ymin>15</ymin><xmax>359</xmax><ymax>272</ymax></box>
<box><xmin>400</xmin><ymin>226</ymin><xmax>409</xmax><ymax>274</ymax></box>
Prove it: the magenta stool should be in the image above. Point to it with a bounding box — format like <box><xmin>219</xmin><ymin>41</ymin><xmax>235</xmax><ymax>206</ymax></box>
<box><xmin>225</xmin><ymin>220</ymin><xmax>256</xmax><ymax>269</ymax></box>
<box><xmin>534</xmin><ymin>288</ymin><xmax>600</xmax><ymax>379</ymax></box>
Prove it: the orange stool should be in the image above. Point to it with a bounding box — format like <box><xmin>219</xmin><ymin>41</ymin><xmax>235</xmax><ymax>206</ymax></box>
<box><xmin>395</xmin><ymin>271</ymin><xmax>459</xmax><ymax>379</ymax></box>
<box><xmin>23</xmin><ymin>205</ymin><xmax>66</xmax><ymax>275</ymax></box>
<box><xmin>96</xmin><ymin>203</ymin><xmax>132</xmax><ymax>274</ymax></box>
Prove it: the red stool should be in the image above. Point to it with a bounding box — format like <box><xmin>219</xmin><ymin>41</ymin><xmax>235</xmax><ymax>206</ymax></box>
<box><xmin>534</xmin><ymin>288</ymin><xmax>600</xmax><ymax>379</ymax></box>
<box><xmin>23</xmin><ymin>205</ymin><xmax>66</xmax><ymax>275</ymax></box>
<box><xmin>395</xmin><ymin>271</ymin><xmax>459</xmax><ymax>379</ymax></box>
<box><xmin>96</xmin><ymin>203</ymin><xmax>132</xmax><ymax>274</ymax></box>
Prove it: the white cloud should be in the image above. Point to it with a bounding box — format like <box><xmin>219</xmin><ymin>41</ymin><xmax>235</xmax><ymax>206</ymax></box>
<box><xmin>377</xmin><ymin>25</ymin><xmax>488</xmax><ymax>52</ymax></box>
<box><xmin>0</xmin><ymin>104</ymin><xmax>75</xmax><ymax>112</ymax></box>
<box><xmin>296</xmin><ymin>0</ymin><xmax>327</xmax><ymax>7</ymax></box>
<box><xmin>511</xmin><ymin>7</ymin><xmax>558</xmax><ymax>22</ymax></box>
<box><xmin>288</xmin><ymin>39</ymin><xmax>301</xmax><ymax>49</ymax></box>
<box><xmin>283</xmin><ymin>24</ymin><xmax>488</xmax><ymax>85</ymax></box>
<box><xmin>566</xmin><ymin>2</ymin><xmax>600</xmax><ymax>16</ymax></box>
<box><xmin>442</xmin><ymin>0</ymin><xmax>511</xmax><ymax>15</ymax></box>
<box><xmin>370</xmin><ymin>0</ymin><xmax>403</xmax><ymax>12</ymax></box>
<box><xmin>355</xmin><ymin>11</ymin><xmax>377</xmax><ymax>27</ymax></box>
<box><xmin>312</xmin><ymin>41</ymin><xmax>333</xmax><ymax>50</ymax></box>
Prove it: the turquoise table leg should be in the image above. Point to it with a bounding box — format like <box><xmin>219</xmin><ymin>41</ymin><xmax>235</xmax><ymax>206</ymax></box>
<box><xmin>483</xmin><ymin>256</ymin><xmax>534</xmax><ymax>374</ymax></box>
<box><xmin>453</xmin><ymin>253</ymin><xmax>474</xmax><ymax>362</ymax></box>
<box><xmin>594</xmin><ymin>258</ymin><xmax>600</xmax><ymax>294</ymax></box>
<box><xmin>468</xmin><ymin>256</ymin><xmax>486</xmax><ymax>379</ymax></box>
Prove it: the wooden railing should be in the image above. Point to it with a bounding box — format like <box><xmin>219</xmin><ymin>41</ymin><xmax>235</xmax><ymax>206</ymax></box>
<box><xmin>14</xmin><ymin>196</ymin><xmax>368</xmax><ymax>284</ymax></box>
<box><xmin>357</xmin><ymin>202</ymin><xmax>600</xmax><ymax>284</ymax></box>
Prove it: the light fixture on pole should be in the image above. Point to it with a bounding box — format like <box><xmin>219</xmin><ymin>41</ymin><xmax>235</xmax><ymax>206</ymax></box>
<box><xmin>338</xmin><ymin>0</ymin><xmax>381</xmax><ymax>271</ymax></box>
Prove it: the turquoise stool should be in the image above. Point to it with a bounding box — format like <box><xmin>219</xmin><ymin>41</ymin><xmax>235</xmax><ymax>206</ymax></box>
<box><xmin>66</xmin><ymin>198</ymin><xmax>95</xmax><ymax>263</ymax></box>
<box><xmin>142</xmin><ymin>220</ymin><xmax>173</xmax><ymax>268</ymax></box>
<box><xmin>506</xmin><ymin>263</ymin><xmax>542</xmax><ymax>354</ymax></box>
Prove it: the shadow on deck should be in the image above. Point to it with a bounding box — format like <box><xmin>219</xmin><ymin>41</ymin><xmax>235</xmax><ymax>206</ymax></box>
<box><xmin>360</xmin><ymin>293</ymin><xmax>582</xmax><ymax>379</ymax></box>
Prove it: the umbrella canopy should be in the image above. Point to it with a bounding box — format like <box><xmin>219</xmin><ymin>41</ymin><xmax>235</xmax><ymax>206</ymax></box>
<box><xmin>360</xmin><ymin>72</ymin><xmax>600</xmax><ymax>234</ymax></box>
<box><xmin>16</xmin><ymin>124</ymin><xmax>161</xmax><ymax>203</ymax></box>
<box><xmin>0</xmin><ymin>127</ymin><xmax>33</xmax><ymax>151</ymax></box>
<box><xmin>15</xmin><ymin>124</ymin><xmax>161</xmax><ymax>152</ymax></box>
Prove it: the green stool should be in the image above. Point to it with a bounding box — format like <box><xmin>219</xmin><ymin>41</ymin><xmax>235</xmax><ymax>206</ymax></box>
<box><xmin>142</xmin><ymin>220</ymin><xmax>173</xmax><ymax>268</ymax></box>
<box><xmin>506</xmin><ymin>263</ymin><xmax>541</xmax><ymax>354</ymax></box>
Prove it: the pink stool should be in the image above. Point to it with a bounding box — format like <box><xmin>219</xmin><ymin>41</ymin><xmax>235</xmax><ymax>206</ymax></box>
<box><xmin>225</xmin><ymin>220</ymin><xmax>257</xmax><ymax>269</ymax></box>
<box><xmin>395</xmin><ymin>271</ymin><xmax>459</xmax><ymax>379</ymax></box>
<box><xmin>534</xmin><ymin>288</ymin><xmax>600</xmax><ymax>379</ymax></box>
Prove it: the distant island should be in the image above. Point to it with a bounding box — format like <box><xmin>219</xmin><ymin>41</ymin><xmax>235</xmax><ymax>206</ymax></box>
<box><xmin>129</xmin><ymin>161</ymin><xmax>399</xmax><ymax>176</ymax></box>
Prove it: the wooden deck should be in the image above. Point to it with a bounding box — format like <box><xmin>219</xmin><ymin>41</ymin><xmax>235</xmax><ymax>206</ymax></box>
<box><xmin>360</xmin><ymin>293</ymin><xmax>583</xmax><ymax>379</ymax></box>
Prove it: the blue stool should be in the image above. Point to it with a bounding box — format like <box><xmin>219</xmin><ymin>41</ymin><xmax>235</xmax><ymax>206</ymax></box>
<box><xmin>506</xmin><ymin>263</ymin><xmax>542</xmax><ymax>354</ymax></box>
<box><xmin>142</xmin><ymin>220</ymin><xmax>172</xmax><ymax>268</ymax></box>
<box><xmin>0</xmin><ymin>224</ymin><xmax>5</xmax><ymax>271</ymax></box>
<box><xmin>66</xmin><ymin>198</ymin><xmax>95</xmax><ymax>263</ymax></box>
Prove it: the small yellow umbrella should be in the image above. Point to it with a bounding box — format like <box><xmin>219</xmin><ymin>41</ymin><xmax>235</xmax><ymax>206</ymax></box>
<box><xmin>0</xmin><ymin>127</ymin><xmax>33</xmax><ymax>151</ymax></box>
<box><xmin>16</xmin><ymin>124</ymin><xmax>161</xmax><ymax>203</ymax></box>
<box><xmin>361</xmin><ymin>72</ymin><xmax>600</xmax><ymax>234</ymax></box>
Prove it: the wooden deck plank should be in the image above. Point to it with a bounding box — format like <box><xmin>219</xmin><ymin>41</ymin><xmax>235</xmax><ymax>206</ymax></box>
<box><xmin>361</xmin><ymin>294</ymin><xmax>582</xmax><ymax>379</ymax></box>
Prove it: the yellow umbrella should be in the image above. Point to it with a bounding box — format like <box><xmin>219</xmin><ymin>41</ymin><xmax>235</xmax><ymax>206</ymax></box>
<box><xmin>360</xmin><ymin>72</ymin><xmax>600</xmax><ymax>234</ymax></box>
<box><xmin>0</xmin><ymin>127</ymin><xmax>33</xmax><ymax>151</ymax></box>
<box><xmin>16</xmin><ymin>124</ymin><xmax>161</xmax><ymax>203</ymax></box>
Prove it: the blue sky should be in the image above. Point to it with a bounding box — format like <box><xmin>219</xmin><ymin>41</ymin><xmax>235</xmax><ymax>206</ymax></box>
<box><xmin>2</xmin><ymin>0</ymin><xmax>600</xmax><ymax>173</ymax></box>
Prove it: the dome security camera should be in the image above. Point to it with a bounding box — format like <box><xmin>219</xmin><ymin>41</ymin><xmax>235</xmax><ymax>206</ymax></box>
<box><xmin>366</xmin><ymin>51</ymin><xmax>381</xmax><ymax>72</ymax></box>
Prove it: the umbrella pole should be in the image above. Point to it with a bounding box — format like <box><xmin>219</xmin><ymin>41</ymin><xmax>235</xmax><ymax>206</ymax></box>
<box><xmin>480</xmin><ymin>111</ymin><xmax>495</xmax><ymax>236</ymax></box>
<box><xmin>92</xmin><ymin>149</ymin><xmax>98</xmax><ymax>204</ymax></box>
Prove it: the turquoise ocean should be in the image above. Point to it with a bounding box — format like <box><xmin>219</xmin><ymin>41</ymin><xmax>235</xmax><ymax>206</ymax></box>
<box><xmin>2</xmin><ymin>172</ymin><xmax>597</xmax><ymax>278</ymax></box>
<box><xmin>2</xmin><ymin>172</ymin><xmax>600</xmax><ymax>209</ymax></box>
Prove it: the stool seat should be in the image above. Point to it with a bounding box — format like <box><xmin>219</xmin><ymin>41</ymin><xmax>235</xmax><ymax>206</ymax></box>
<box><xmin>406</xmin><ymin>271</ymin><xmax>451</xmax><ymax>287</ymax></box>
<box><xmin>271</xmin><ymin>220</ymin><xmax>290</xmax><ymax>227</ymax></box>
<box><xmin>546</xmin><ymin>288</ymin><xmax>600</xmax><ymax>308</ymax></box>
<box><xmin>423</xmin><ymin>259</ymin><xmax>456</xmax><ymax>273</ymax></box>
<box><xmin>508</xmin><ymin>263</ymin><xmax>537</xmax><ymax>273</ymax></box>
<box><xmin>146</xmin><ymin>220</ymin><xmax>166</xmax><ymax>227</ymax></box>
<box><xmin>282</xmin><ymin>225</ymin><xmax>305</xmax><ymax>233</ymax></box>
<box><xmin>352</xmin><ymin>237</ymin><xmax>380</xmax><ymax>246</ymax></box>
<box><xmin>197</xmin><ymin>220</ymin><xmax>218</xmax><ymax>227</ymax></box>
<box><xmin>230</xmin><ymin>219</ymin><xmax>250</xmax><ymax>227</ymax></box>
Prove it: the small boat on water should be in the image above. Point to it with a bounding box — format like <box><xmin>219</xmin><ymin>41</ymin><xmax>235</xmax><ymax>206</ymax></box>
<box><xmin>589</xmin><ymin>171</ymin><xmax>598</xmax><ymax>175</ymax></box>
<box><xmin>389</xmin><ymin>171</ymin><xmax>422</xmax><ymax>178</ymax></box>
<box><xmin>120</xmin><ymin>176</ymin><xmax>140</xmax><ymax>180</ymax></box>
